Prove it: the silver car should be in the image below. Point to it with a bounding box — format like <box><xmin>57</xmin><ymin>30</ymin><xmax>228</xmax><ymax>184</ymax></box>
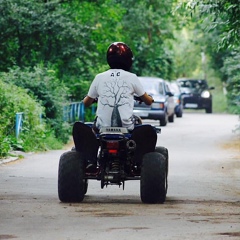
<box><xmin>133</xmin><ymin>77</ymin><xmax>175</xmax><ymax>126</ymax></box>
<box><xmin>167</xmin><ymin>81</ymin><xmax>184</xmax><ymax>118</ymax></box>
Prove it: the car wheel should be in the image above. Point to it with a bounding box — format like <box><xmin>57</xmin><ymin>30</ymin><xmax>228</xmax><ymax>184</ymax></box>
<box><xmin>160</xmin><ymin>113</ymin><xmax>168</xmax><ymax>126</ymax></box>
<box><xmin>205</xmin><ymin>105</ymin><xmax>212</xmax><ymax>113</ymax></box>
<box><xmin>58</xmin><ymin>151</ymin><xmax>86</xmax><ymax>202</ymax></box>
<box><xmin>160</xmin><ymin>118</ymin><xmax>167</xmax><ymax>126</ymax></box>
<box><xmin>176</xmin><ymin>108</ymin><xmax>183</xmax><ymax>118</ymax></box>
<box><xmin>140</xmin><ymin>152</ymin><xmax>167</xmax><ymax>204</ymax></box>
<box><xmin>168</xmin><ymin>113</ymin><xmax>174</xmax><ymax>123</ymax></box>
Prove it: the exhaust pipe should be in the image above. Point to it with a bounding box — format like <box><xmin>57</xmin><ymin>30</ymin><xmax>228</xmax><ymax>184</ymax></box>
<box><xmin>126</xmin><ymin>140</ymin><xmax>136</xmax><ymax>151</ymax></box>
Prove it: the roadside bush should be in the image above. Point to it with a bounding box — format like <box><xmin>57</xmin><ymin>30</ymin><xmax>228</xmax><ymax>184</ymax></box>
<box><xmin>0</xmin><ymin>79</ymin><xmax>45</xmax><ymax>157</ymax></box>
<box><xmin>221</xmin><ymin>47</ymin><xmax>240</xmax><ymax>114</ymax></box>
<box><xmin>0</xmin><ymin>66</ymin><xmax>71</xmax><ymax>144</ymax></box>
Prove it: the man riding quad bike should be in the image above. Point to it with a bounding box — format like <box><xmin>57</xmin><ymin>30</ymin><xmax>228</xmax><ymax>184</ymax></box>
<box><xmin>58</xmin><ymin>42</ymin><xmax>169</xmax><ymax>204</ymax></box>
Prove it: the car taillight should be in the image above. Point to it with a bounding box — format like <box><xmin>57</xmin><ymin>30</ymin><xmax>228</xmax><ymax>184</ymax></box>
<box><xmin>152</xmin><ymin>102</ymin><xmax>164</xmax><ymax>109</ymax></box>
<box><xmin>159</xmin><ymin>103</ymin><xmax>164</xmax><ymax>108</ymax></box>
<box><xmin>106</xmin><ymin>141</ymin><xmax>119</xmax><ymax>154</ymax></box>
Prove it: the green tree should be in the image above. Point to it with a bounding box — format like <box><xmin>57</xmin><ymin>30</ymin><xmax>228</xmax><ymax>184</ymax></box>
<box><xmin>118</xmin><ymin>0</ymin><xmax>178</xmax><ymax>79</ymax></box>
<box><xmin>181</xmin><ymin>0</ymin><xmax>240</xmax><ymax>113</ymax></box>
<box><xmin>0</xmin><ymin>0</ymin><xmax>87</xmax><ymax>75</ymax></box>
<box><xmin>60</xmin><ymin>0</ymin><xmax>126</xmax><ymax>100</ymax></box>
<box><xmin>184</xmin><ymin>0</ymin><xmax>240</xmax><ymax>49</ymax></box>
<box><xmin>221</xmin><ymin>47</ymin><xmax>240</xmax><ymax>114</ymax></box>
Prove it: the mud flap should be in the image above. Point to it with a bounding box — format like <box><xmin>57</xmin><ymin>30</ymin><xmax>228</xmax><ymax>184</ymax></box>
<box><xmin>131</xmin><ymin>124</ymin><xmax>157</xmax><ymax>165</ymax></box>
<box><xmin>72</xmin><ymin>122</ymin><xmax>99</xmax><ymax>162</ymax></box>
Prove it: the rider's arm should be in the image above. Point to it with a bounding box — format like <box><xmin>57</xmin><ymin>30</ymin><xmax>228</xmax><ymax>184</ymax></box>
<box><xmin>83</xmin><ymin>95</ymin><xmax>95</xmax><ymax>107</ymax></box>
<box><xmin>140</xmin><ymin>93</ymin><xmax>154</xmax><ymax>105</ymax></box>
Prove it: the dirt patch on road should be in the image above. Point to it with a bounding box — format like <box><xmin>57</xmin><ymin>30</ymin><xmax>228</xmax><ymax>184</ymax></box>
<box><xmin>222</xmin><ymin>137</ymin><xmax>240</xmax><ymax>151</ymax></box>
<box><xmin>0</xmin><ymin>235</ymin><xmax>17</xmax><ymax>239</ymax></box>
<box><xmin>220</xmin><ymin>136</ymin><xmax>240</xmax><ymax>170</ymax></box>
<box><xmin>217</xmin><ymin>232</ymin><xmax>240</xmax><ymax>237</ymax></box>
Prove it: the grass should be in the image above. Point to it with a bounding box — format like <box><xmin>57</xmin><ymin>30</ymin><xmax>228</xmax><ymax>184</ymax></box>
<box><xmin>212</xmin><ymin>87</ymin><xmax>228</xmax><ymax>113</ymax></box>
<box><xmin>207</xmin><ymin>71</ymin><xmax>228</xmax><ymax>113</ymax></box>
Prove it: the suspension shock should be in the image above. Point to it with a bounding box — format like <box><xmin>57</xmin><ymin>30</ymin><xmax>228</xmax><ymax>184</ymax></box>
<box><xmin>111</xmin><ymin>159</ymin><xmax>120</xmax><ymax>172</ymax></box>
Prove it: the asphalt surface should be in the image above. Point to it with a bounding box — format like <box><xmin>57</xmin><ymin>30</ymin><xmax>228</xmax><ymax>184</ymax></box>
<box><xmin>0</xmin><ymin>112</ymin><xmax>239</xmax><ymax>240</ymax></box>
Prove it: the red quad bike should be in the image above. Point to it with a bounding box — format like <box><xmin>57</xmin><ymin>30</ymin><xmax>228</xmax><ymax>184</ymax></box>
<box><xmin>58</xmin><ymin>100</ymin><xmax>169</xmax><ymax>204</ymax></box>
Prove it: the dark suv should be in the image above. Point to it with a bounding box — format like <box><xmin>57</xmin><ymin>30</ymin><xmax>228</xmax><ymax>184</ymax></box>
<box><xmin>177</xmin><ymin>78</ymin><xmax>214</xmax><ymax>113</ymax></box>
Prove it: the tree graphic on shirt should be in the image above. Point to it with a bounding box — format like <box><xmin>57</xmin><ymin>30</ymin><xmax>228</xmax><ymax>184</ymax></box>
<box><xmin>100</xmin><ymin>79</ymin><xmax>130</xmax><ymax>127</ymax></box>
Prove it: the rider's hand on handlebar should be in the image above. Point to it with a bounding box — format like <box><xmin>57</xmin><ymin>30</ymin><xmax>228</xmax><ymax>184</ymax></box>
<box><xmin>92</xmin><ymin>98</ymin><xmax>98</xmax><ymax>103</ymax></box>
<box><xmin>148</xmin><ymin>95</ymin><xmax>154</xmax><ymax>103</ymax></box>
<box><xmin>134</xmin><ymin>94</ymin><xmax>154</xmax><ymax>104</ymax></box>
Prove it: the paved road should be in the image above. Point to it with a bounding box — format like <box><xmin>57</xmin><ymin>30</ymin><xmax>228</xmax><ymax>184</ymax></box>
<box><xmin>0</xmin><ymin>113</ymin><xmax>239</xmax><ymax>240</ymax></box>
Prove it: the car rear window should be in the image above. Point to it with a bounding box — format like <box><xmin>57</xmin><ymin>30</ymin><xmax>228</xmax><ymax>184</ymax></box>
<box><xmin>140</xmin><ymin>79</ymin><xmax>164</xmax><ymax>95</ymax></box>
<box><xmin>170</xmin><ymin>83</ymin><xmax>181</xmax><ymax>94</ymax></box>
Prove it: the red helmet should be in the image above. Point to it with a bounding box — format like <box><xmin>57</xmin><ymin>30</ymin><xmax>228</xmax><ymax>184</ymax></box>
<box><xmin>106</xmin><ymin>42</ymin><xmax>133</xmax><ymax>71</ymax></box>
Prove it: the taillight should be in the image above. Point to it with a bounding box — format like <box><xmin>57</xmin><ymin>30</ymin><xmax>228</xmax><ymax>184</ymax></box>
<box><xmin>159</xmin><ymin>103</ymin><xmax>164</xmax><ymax>109</ymax></box>
<box><xmin>151</xmin><ymin>102</ymin><xmax>164</xmax><ymax>109</ymax></box>
<box><xmin>106</xmin><ymin>141</ymin><xmax>119</xmax><ymax>154</ymax></box>
<box><xmin>108</xmin><ymin>149</ymin><xmax>118</xmax><ymax>154</ymax></box>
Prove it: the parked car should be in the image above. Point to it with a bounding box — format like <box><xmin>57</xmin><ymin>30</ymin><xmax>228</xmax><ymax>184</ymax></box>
<box><xmin>177</xmin><ymin>78</ymin><xmax>214</xmax><ymax>113</ymax></box>
<box><xmin>167</xmin><ymin>81</ymin><xmax>183</xmax><ymax>118</ymax></box>
<box><xmin>133</xmin><ymin>77</ymin><xmax>175</xmax><ymax>126</ymax></box>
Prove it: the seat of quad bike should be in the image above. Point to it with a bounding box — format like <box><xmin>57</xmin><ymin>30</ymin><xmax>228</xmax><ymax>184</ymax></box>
<box><xmin>72</xmin><ymin>121</ymin><xmax>99</xmax><ymax>161</ymax></box>
<box><xmin>130</xmin><ymin>124</ymin><xmax>157</xmax><ymax>165</ymax></box>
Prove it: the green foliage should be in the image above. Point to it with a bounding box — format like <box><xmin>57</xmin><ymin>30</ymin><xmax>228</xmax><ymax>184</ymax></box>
<box><xmin>0</xmin><ymin>79</ymin><xmax>44</xmax><ymax>157</ymax></box>
<box><xmin>0</xmin><ymin>135</ymin><xmax>11</xmax><ymax>158</ymax></box>
<box><xmin>0</xmin><ymin>66</ymin><xmax>71</xmax><ymax>143</ymax></box>
<box><xmin>175</xmin><ymin>0</ymin><xmax>239</xmax><ymax>112</ymax></box>
<box><xmin>206</xmin><ymin>72</ymin><xmax>228</xmax><ymax>113</ymax></box>
<box><xmin>66</xmin><ymin>78</ymin><xmax>91</xmax><ymax>102</ymax></box>
<box><xmin>0</xmin><ymin>0</ymin><xmax>87</xmax><ymax>76</ymax></box>
<box><xmin>84</xmin><ymin>105</ymin><xmax>97</xmax><ymax>122</ymax></box>
<box><xmin>0</xmin><ymin>77</ymin><xmax>68</xmax><ymax>157</ymax></box>
<box><xmin>0</xmin><ymin>79</ymin><xmax>43</xmax><ymax>134</ymax></box>
<box><xmin>119</xmin><ymin>0</ymin><xmax>177</xmax><ymax>79</ymax></box>
<box><xmin>0</xmin><ymin>0</ymin><xmax>180</xmax><ymax>82</ymax></box>
<box><xmin>222</xmin><ymin>47</ymin><xmax>240</xmax><ymax>114</ymax></box>
<box><xmin>182</xmin><ymin>0</ymin><xmax>240</xmax><ymax>49</ymax></box>
<box><xmin>0</xmin><ymin>0</ymin><xmax>239</xmax><ymax>157</ymax></box>
<box><xmin>171</xmin><ymin>28</ymin><xmax>203</xmax><ymax>78</ymax></box>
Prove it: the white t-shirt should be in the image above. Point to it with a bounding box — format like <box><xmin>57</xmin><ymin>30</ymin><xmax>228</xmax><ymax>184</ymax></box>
<box><xmin>87</xmin><ymin>69</ymin><xmax>145</xmax><ymax>130</ymax></box>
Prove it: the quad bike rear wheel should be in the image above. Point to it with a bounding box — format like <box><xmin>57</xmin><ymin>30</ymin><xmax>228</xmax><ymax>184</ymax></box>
<box><xmin>84</xmin><ymin>179</ymin><xmax>88</xmax><ymax>195</ymax></box>
<box><xmin>155</xmin><ymin>146</ymin><xmax>168</xmax><ymax>194</ymax></box>
<box><xmin>58</xmin><ymin>151</ymin><xmax>86</xmax><ymax>202</ymax></box>
<box><xmin>140</xmin><ymin>152</ymin><xmax>167</xmax><ymax>204</ymax></box>
<box><xmin>70</xmin><ymin>148</ymin><xmax>88</xmax><ymax>195</ymax></box>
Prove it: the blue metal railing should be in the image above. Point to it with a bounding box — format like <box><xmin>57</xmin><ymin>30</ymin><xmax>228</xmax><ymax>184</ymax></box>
<box><xmin>15</xmin><ymin>102</ymin><xmax>96</xmax><ymax>138</ymax></box>
<box><xmin>15</xmin><ymin>112</ymin><xmax>24</xmax><ymax>139</ymax></box>
<box><xmin>63</xmin><ymin>102</ymin><xmax>85</xmax><ymax>123</ymax></box>
<box><xmin>63</xmin><ymin>102</ymin><xmax>96</xmax><ymax>123</ymax></box>
<box><xmin>15</xmin><ymin>112</ymin><xmax>42</xmax><ymax>139</ymax></box>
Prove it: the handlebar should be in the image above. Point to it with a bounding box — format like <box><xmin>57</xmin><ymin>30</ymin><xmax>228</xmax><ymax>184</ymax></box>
<box><xmin>134</xmin><ymin>95</ymin><xmax>142</xmax><ymax>102</ymax></box>
<box><xmin>92</xmin><ymin>98</ymin><xmax>98</xmax><ymax>103</ymax></box>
